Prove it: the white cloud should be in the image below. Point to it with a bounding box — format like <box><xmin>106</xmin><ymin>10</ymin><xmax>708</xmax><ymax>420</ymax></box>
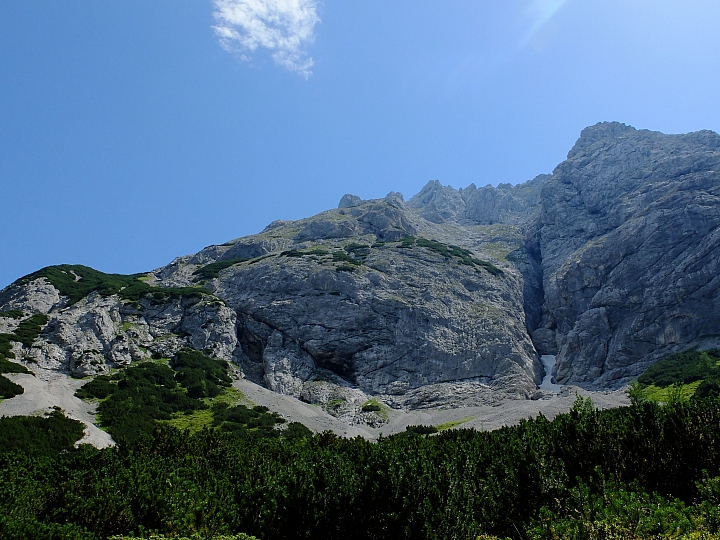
<box><xmin>212</xmin><ymin>0</ymin><xmax>320</xmax><ymax>78</ymax></box>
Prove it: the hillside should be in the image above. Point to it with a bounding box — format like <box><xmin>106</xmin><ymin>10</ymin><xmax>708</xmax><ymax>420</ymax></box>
<box><xmin>0</xmin><ymin>122</ymin><xmax>719</xmax><ymax>429</ymax></box>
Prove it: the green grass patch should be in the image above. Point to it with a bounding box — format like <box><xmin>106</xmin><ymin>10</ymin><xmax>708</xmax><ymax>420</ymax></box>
<box><xmin>14</xmin><ymin>264</ymin><xmax>209</xmax><ymax>306</ymax></box>
<box><xmin>327</xmin><ymin>398</ymin><xmax>345</xmax><ymax>408</ymax></box>
<box><xmin>436</xmin><ymin>416</ymin><xmax>473</xmax><ymax>431</ymax></box>
<box><xmin>361</xmin><ymin>400</ymin><xmax>382</xmax><ymax>412</ymax></box>
<box><xmin>192</xmin><ymin>258</ymin><xmax>250</xmax><ymax>281</ymax></box>
<box><xmin>361</xmin><ymin>398</ymin><xmax>388</xmax><ymax>420</ymax></box>
<box><xmin>162</xmin><ymin>406</ymin><xmax>216</xmax><ymax>433</ymax></box>
<box><xmin>639</xmin><ymin>382</ymin><xmax>703</xmax><ymax>403</ymax></box>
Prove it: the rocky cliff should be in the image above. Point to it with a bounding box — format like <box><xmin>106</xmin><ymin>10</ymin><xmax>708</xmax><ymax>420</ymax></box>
<box><xmin>533</xmin><ymin>123</ymin><xmax>720</xmax><ymax>385</ymax></box>
<box><xmin>1</xmin><ymin>122</ymin><xmax>718</xmax><ymax>422</ymax></box>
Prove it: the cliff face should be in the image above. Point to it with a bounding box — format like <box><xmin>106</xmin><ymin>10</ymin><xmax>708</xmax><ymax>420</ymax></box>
<box><xmin>534</xmin><ymin>123</ymin><xmax>720</xmax><ymax>385</ymax></box>
<box><xmin>151</xmin><ymin>196</ymin><xmax>543</xmax><ymax>411</ymax></box>
<box><xmin>1</xmin><ymin>122</ymin><xmax>719</xmax><ymax>421</ymax></box>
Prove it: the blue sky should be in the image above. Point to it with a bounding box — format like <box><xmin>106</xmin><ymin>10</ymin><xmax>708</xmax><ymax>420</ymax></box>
<box><xmin>1</xmin><ymin>1</ymin><xmax>719</xmax><ymax>288</ymax></box>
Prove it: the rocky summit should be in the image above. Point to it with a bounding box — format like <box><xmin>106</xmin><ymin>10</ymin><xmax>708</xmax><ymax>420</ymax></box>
<box><xmin>1</xmin><ymin>122</ymin><xmax>719</xmax><ymax>424</ymax></box>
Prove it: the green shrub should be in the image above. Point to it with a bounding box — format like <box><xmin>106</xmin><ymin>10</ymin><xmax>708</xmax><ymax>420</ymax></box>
<box><xmin>0</xmin><ymin>515</ymin><xmax>98</xmax><ymax>539</ymax></box>
<box><xmin>0</xmin><ymin>409</ymin><xmax>84</xmax><ymax>455</ymax></box>
<box><xmin>74</xmin><ymin>375</ymin><xmax>116</xmax><ymax>400</ymax></box>
<box><xmin>344</xmin><ymin>243</ymin><xmax>371</xmax><ymax>260</ymax></box>
<box><xmin>280</xmin><ymin>249</ymin><xmax>305</xmax><ymax>257</ymax></box>
<box><xmin>283</xmin><ymin>421</ymin><xmax>313</xmax><ymax>439</ymax></box>
<box><xmin>0</xmin><ymin>358</ymin><xmax>31</xmax><ymax>375</ymax></box>
<box><xmin>212</xmin><ymin>402</ymin><xmax>286</xmax><ymax>439</ymax></box>
<box><xmin>0</xmin><ymin>334</ymin><xmax>13</xmax><ymax>360</ymax></box>
<box><xmin>399</xmin><ymin>236</ymin><xmax>416</xmax><ymax>248</ymax></box>
<box><xmin>77</xmin><ymin>362</ymin><xmax>205</xmax><ymax>444</ymax></box>
<box><xmin>397</xmin><ymin>236</ymin><xmax>504</xmax><ymax>276</ymax></box>
<box><xmin>404</xmin><ymin>424</ymin><xmax>438</xmax><ymax>435</ymax></box>
<box><xmin>633</xmin><ymin>348</ymin><xmax>720</xmax><ymax>401</ymax></box>
<box><xmin>14</xmin><ymin>265</ymin><xmax>209</xmax><ymax>306</ymax></box>
<box><xmin>192</xmin><ymin>258</ymin><xmax>250</xmax><ymax>281</ymax></box>
<box><xmin>332</xmin><ymin>251</ymin><xmax>361</xmax><ymax>265</ymax></box>
<box><xmin>0</xmin><ymin>310</ymin><xmax>24</xmax><ymax>319</ymax></box>
<box><xmin>6</xmin><ymin>398</ymin><xmax>720</xmax><ymax>538</ymax></box>
<box><xmin>171</xmin><ymin>349</ymin><xmax>232</xmax><ymax>398</ymax></box>
<box><xmin>0</xmin><ymin>374</ymin><xmax>24</xmax><ymax>399</ymax></box>
<box><xmin>11</xmin><ymin>314</ymin><xmax>48</xmax><ymax>347</ymax></box>
<box><xmin>639</xmin><ymin>348</ymin><xmax>720</xmax><ymax>388</ymax></box>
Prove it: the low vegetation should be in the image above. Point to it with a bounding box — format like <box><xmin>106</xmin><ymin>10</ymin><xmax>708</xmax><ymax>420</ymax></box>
<box><xmin>435</xmin><ymin>416</ymin><xmax>473</xmax><ymax>431</ymax></box>
<box><xmin>0</xmin><ymin>407</ymin><xmax>84</xmax><ymax>455</ymax></box>
<box><xmin>398</xmin><ymin>236</ymin><xmax>504</xmax><ymax>276</ymax></box>
<box><xmin>6</xmin><ymin>347</ymin><xmax>720</xmax><ymax>537</ymax></box>
<box><xmin>0</xmin><ymin>375</ymin><xmax>24</xmax><ymax>399</ymax></box>
<box><xmin>14</xmin><ymin>265</ymin><xmax>209</xmax><ymax>306</ymax></box>
<box><xmin>632</xmin><ymin>348</ymin><xmax>720</xmax><ymax>402</ymax></box>
<box><xmin>0</xmin><ymin>314</ymin><xmax>43</xmax><ymax>398</ymax></box>
<box><xmin>10</xmin><ymin>313</ymin><xmax>49</xmax><ymax>347</ymax></box>
<box><xmin>4</xmin><ymin>395</ymin><xmax>720</xmax><ymax>538</ymax></box>
<box><xmin>192</xmin><ymin>258</ymin><xmax>250</xmax><ymax>281</ymax></box>
<box><xmin>74</xmin><ymin>349</ymin><xmax>307</xmax><ymax>446</ymax></box>
<box><xmin>0</xmin><ymin>309</ymin><xmax>24</xmax><ymax>319</ymax></box>
<box><xmin>277</xmin><ymin>238</ymin><xmax>504</xmax><ymax>279</ymax></box>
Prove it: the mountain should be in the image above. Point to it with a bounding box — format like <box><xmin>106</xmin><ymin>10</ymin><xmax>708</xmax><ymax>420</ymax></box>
<box><xmin>1</xmin><ymin>122</ymin><xmax>719</xmax><ymax>425</ymax></box>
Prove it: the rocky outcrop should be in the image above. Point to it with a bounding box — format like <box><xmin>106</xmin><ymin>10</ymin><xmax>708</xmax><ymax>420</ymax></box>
<box><xmin>0</xmin><ymin>278</ymin><xmax>239</xmax><ymax>378</ymax></box>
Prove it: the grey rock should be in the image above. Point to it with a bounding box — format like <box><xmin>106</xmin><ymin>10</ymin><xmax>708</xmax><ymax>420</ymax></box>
<box><xmin>338</xmin><ymin>194</ymin><xmax>364</xmax><ymax>208</ymax></box>
<box><xmin>0</xmin><ymin>282</ymin><xmax>240</xmax><ymax>378</ymax></box>
<box><xmin>537</xmin><ymin>122</ymin><xmax>720</xmax><ymax>386</ymax></box>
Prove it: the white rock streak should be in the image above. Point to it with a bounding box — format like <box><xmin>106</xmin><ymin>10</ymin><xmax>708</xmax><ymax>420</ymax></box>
<box><xmin>213</xmin><ymin>0</ymin><xmax>320</xmax><ymax>77</ymax></box>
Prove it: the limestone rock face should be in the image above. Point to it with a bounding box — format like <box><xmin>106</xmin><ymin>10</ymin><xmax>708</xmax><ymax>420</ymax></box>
<box><xmin>0</xmin><ymin>280</ymin><xmax>239</xmax><ymax>377</ymax></box>
<box><xmin>535</xmin><ymin>122</ymin><xmax>720</xmax><ymax>386</ymax></box>
<box><xmin>210</xmin><ymin>222</ymin><xmax>538</xmax><ymax>401</ymax></box>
